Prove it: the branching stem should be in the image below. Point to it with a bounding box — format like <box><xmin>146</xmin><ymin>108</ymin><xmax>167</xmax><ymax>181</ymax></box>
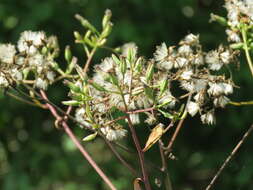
<box><xmin>40</xmin><ymin>90</ymin><xmax>117</xmax><ymax>190</ymax></box>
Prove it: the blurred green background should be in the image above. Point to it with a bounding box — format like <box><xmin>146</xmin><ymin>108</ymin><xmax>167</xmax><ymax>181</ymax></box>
<box><xmin>0</xmin><ymin>0</ymin><xmax>253</xmax><ymax>189</ymax></box>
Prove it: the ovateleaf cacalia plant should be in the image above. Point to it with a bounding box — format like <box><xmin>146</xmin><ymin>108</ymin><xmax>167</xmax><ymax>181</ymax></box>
<box><xmin>1</xmin><ymin>0</ymin><xmax>253</xmax><ymax>189</ymax></box>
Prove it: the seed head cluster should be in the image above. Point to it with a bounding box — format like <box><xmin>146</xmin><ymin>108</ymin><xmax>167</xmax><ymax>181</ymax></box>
<box><xmin>0</xmin><ymin>31</ymin><xmax>59</xmax><ymax>89</ymax></box>
<box><xmin>222</xmin><ymin>0</ymin><xmax>253</xmax><ymax>43</ymax></box>
<box><xmin>66</xmin><ymin>33</ymin><xmax>236</xmax><ymax>141</ymax></box>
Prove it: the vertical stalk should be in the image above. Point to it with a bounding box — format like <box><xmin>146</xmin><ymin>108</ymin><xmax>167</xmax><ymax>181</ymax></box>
<box><xmin>126</xmin><ymin>116</ymin><xmax>152</xmax><ymax>190</ymax></box>
<box><xmin>241</xmin><ymin>27</ymin><xmax>253</xmax><ymax>77</ymax></box>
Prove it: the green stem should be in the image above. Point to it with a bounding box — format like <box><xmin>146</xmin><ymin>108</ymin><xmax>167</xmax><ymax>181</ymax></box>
<box><xmin>83</xmin><ymin>46</ymin><xmax>97</xmax><ymax>73</ymax></box>
<box><xmin>229</xmin><ymin>101</ymin><xmax>253</xmax><ymax>106</ymax></box>
<box><xmin>6</xmin><ymin>91</ymin><xmax>43</xmax><ymax>108</ymax></box>
<box><xmin>241</xmin><ymin>26</ymin><xmax>253</xmax><ymax>77</ymax></box>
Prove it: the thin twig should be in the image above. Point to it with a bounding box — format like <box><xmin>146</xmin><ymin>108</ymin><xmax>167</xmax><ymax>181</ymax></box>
<box><xmin>126</xmin><ymin>116</ymin><xmax>152</xmax><ymax>190</ymax></box>
<box><xmin>119</xmin><ymin>86</ymin><xmax>152</xmax><ymax>190</ymax></box>
<box><xmin>103</xmin><ymin>136</ymin><xmax>138</xmax><ymax>176</ymax></box>
<box><xmin>205</xmin><ymin>123</ymin><xmax>253</xmax><ymax>190</ymax></box>
<box><xmin>127</xmin><ymin>107</ymin><xmax>155</xmax><ymax>114</ymax></box>
<box><xmin>5</xmin><ymin>91</ymin><xmax>43</xmax><ymax>108</ymax></box>
<box><xmin>83</xmin><ymin>47</ymin><xmax>97</xmax><ymax>73</ymax></box>
<box><xmin>166</xmin><ymin>95</ymin><xmax>191</xmax><ymax>150</ymax></box>
<box><xmin>166</xmin><ymin>116</ymin><xmax>186</xmax><ymax>151</ymax></box>
<box><xmin>40</xmin><ymin>90</ymin><xmax>117</xmax><ymax>190</ymax></box>
<box><xmin>229</xmin><ymin>101</ymin><xmax>253</xmax><ymax>106</ymax></box>
<box><xmin>159</xmin><ymin>140</ymin><xmax>173</xmax><ymax>190</ymax></box>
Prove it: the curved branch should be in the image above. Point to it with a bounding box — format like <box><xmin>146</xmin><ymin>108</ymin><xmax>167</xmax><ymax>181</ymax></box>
<box><xmin>40</xmin><ymin>90</ymin><xmax>117</xmax><ymax>190</ymax></box>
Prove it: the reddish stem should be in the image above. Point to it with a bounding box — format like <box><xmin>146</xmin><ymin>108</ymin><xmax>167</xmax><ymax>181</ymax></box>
<box><xmin>40</xmin><ymin>90</ymin><xmax>117</xmax><ymax>190</ymax></box>
<box><xmin>126</xmin><ymin>116</ymin><xmax>152</xmax><ymax>190</ymax></box>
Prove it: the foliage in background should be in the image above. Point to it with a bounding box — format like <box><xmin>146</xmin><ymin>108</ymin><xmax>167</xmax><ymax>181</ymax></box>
<box><xmin>0</xmin><ymin>0</ymin><xmax>253</xmax><ymax>190</ymax></box>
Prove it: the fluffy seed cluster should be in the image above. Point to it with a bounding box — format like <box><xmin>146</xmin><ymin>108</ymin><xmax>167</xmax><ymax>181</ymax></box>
<box><xmin>154</xmin><ymin>34</ymin><xmax>235</xmax><ymax>124</ymax></box>
<box><xmin>66</xmin><ymin>34</ymin><xmax>236</xmax><ymax>141</ymax></box>
<box><xmin>0</xmin><ymin>31</ymin><xmax>59</xmax><ymax>89</ymax></box>
<box><xmin>222</xmin><ymin>0</ymin><xmax>253</xmax><ymax>42</ymax></box>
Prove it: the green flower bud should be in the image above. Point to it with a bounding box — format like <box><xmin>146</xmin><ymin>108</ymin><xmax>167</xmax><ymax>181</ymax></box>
<box><xmin>74</xmin><ymin>31</ymin><xmax>82</xmax><ymax>40</ymax></box>
<box><xmin>101</xmin><ymin>22</ymin><xmax>113</xmax><ymax>38</ymax></box>
<box><xmin>64</xmin><ymin>46</ymin><xmax>72</xmax><ymax>63</ymax></box>
<box><xmin>75</xmin><ymin>14</ymin><xmax>99</xmax><ymax>35</ymax></box>
<box><xmin>210</xmin><ymin>13</ymin><xmax>227</xmax><ymax>26</ymax></box>
<box><xmin>102</xmin><ymin>9</ymin><xmax>112</xmax><ymax>29</ymax></box>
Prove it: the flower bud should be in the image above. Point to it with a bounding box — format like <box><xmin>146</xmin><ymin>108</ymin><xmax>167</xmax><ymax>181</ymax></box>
<box><xmin>75</xmin><ymin>14</ymin><xmax>98</xmax><ymax>34</ymax></box>
<box><xmin>64</xmin><ymin>46</ymin><xmax>72</xmax><ymax>63</ymax></box>
<box><xmin>102</xmin><ymin>9</ymin><xmax>112</xmax><ymax>29</ymax></box>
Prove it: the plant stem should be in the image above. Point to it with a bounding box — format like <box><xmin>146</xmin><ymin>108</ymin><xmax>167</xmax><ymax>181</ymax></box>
<box><xmin>241</xmin><ymin>27</ymin><xmax>253</xmax><ymax>77</ymax></box>
<box><xmin>127</xmin><ymin>107</ymin><xmax>155</xmax><ymax>114</ymax></box>
<box><xmin>159</xmin><ymin>140</ymin><xmax>173</xmax><ymax>190</ymax></box>
<box><xmin>205</xmin><ymin>123</ymin><xmax>253</xmax><ymax>190</ymax></box>
<box><xmin>126</xmin><ymin>116</ymin><xmax>152</xmax><ymax>190</ymax></box>
<box><xmin>103</xmin><ymin>137</ymin><xmax>138</xmax><ymax>176</ymax></box>
<box><xmin>83</xmin><ymin>46</ymin><xmax>97</xmax><ymax>73</ymax></box>
<box><xmin>166</xmin><ymin>95</ymin><xmax>191</xmax><ymax>150</ymax></box>
<box><xmin>40</xmin><ymin>90</ymin><xmax>117</xmax><ymax>190</ymax></box>
<box><xmin>6</xmin><ymin>91</ymin><xmax>43</xmax><ymax>108</ymax></box>
<box><xmin>229</xmin><ymin>100</ymin><xmax>253</xmax><ymax>106</ymax></box>
<box><xmin>166</xmin><ymin>115</ymin><xmax>186</xmax><ymax>151</ymax></box>
<box><xmin>119</xmin><ymin>87</ymin><xmax>152</xmax><ymax>190</ymax></box>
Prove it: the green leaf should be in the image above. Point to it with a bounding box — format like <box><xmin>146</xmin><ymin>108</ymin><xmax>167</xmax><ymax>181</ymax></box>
<box><xmin>158</xmin><ymin>109</ymin><xmax>174</xmax><ymax>119</ymax></box>
<box><xmin>159</xmin><ymin>79</ymin><xmax>168</xmax><ymax>96</ymax></box>
<box><xmin>64</xmin><ymin>80</ymin><xmax>81</xmax><ymax>93</ymax></box>
<box><xmin>90</xmin><ymin>81</ymin><xmax>107</xmax><ymax>92</ymax></box>
<box><xmin>108</xmin><ymin>74</ymin><xmax>119</xmax><ymax>86</ymax></box>
<box><xmin>62</xmin><ymin>100</ymin><xmax>80</xmax><ymax>106</ymax></box>
<box><xmin>144</xmin><ymin>85</ymin><xmax>154</xmax><ymax>100</ymax></box>
<box><xmin>82</xmin><ymin>132</ymin><xmax>97</xmax><ymax>141</ymax></box>
<box><xmin>145</xmin><ymin>62</ymin><xmax>154</xmax><ymax>82</ymax></box>
<box><xmin>112</xmin><ymin>54</ymin><xmax>121</xmax><ymax>65</ymax></box>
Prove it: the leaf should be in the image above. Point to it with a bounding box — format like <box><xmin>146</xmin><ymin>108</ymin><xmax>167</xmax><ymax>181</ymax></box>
<box><xmin>62</xmin><ymin>100</ymin><xmax>80</xmax><ymax>106</ymax></box>
<box><xmin>159</xmin><ymin>79</ymin><xmax>168</xmax><ymax>96</ymax></box>
<box><xmin>90</xmin><ymin>81</ymin><xmax>107</xmax><ymax>92</ymax></box>
<box><xmin>144</xmin><ymin>85</ymin><xmax>154</xmax><ymax>100</ymax></box>
<box><xmin>108</xmin><ymin>74</ymin><xmax>119</xmax><ymax>86</ymax></box>
<box><xmin>112</xmin><ymin>54</ymin><xmax>121</xmax><ymax>65</ymax></box>
<box><xmin>82</xmin><ymin>132</ymin><xmax>97</xmax><ymax>141</ymax></box>
<box><xmin>64</xmin><ymin>80</ymin><xmax>81</xmax><ymax>93</ymax></box>
<box><xmin>145</xmin><ymin>62</ymin><xmax>154</xmax><ymax>82</ymax></box>
<box><xmin>158</xmin><ymin>109</ymin><xmax>174</xmax><ymax>119</ymax></box>
<box><xmin>143</xmin><ymin>123</ymin><xmax>164</xmax><ymax>152</ymax></box>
